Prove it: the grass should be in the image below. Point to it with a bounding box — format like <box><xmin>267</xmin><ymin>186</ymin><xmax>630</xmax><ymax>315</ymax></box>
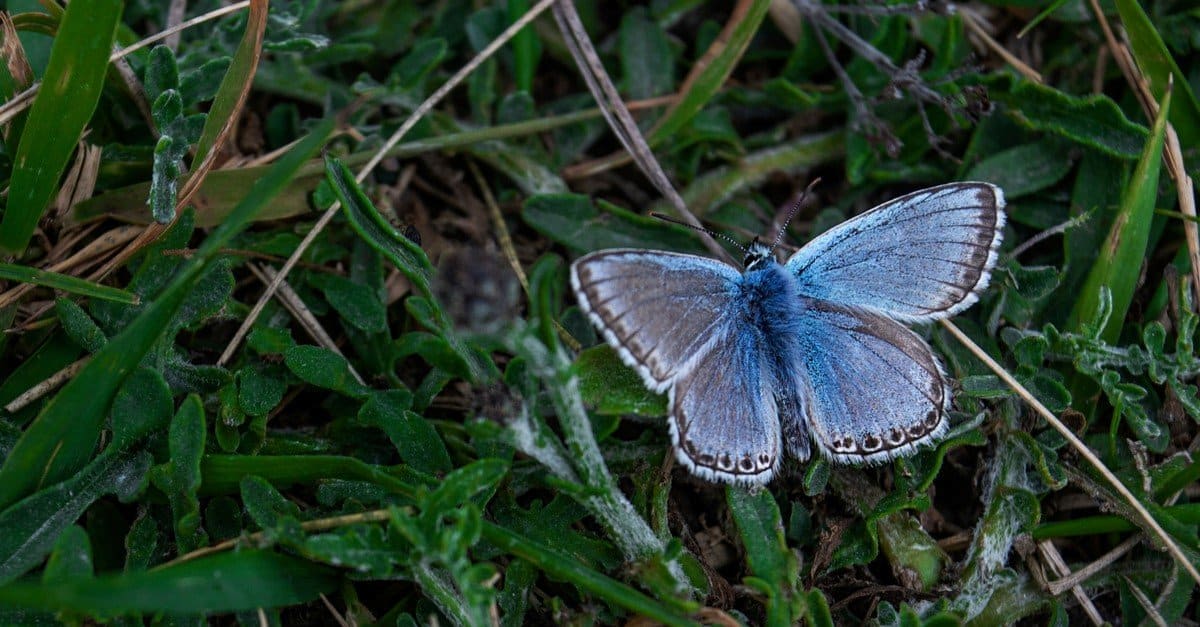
<box><xmin>0</xmin><ymin>1</ymin><xmax>1199</xmax><ymax>625</ymax></box>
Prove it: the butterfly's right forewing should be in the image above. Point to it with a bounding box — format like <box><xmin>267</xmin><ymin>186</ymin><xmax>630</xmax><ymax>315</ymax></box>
<box><xmin>570</xmin><ymin>250</ymin><xmax>741</xmax><ymax>392</ymax></box>
<box><xmin>785</xmin><ymin>182</ymin><xmax>1005</xmax><ymax>323</ymax></box>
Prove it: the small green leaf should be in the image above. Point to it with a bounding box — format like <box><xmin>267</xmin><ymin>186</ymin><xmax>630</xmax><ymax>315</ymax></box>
<box><xmin>390</xmin><ymin>38</ymin><xmax>447</xmax><ymax>89</ymax></box>
<box><xmin>304</xmin><ymin>524</ymin><xmax>402</xmax><ymax>576</ymax></box>
<box><xmin>156</xmin><ymin>395</ymin><xmax>208</xmax><ymax>552</ymax></box>
<box><xmin>124</xmin><ymin>510</ymin><xmax>157</xmax><ymax>572</ymax></box>
<box><xmin>620</xmin><ymin>8</ymin><xmax>674</xmax><ymax>103</ymax></box>
<box><xmin>179</xmin><ymin>57</ymin><xmax>232</xmax><ymax>105</ymax></box>
<box><xmin>325</xmin><ymin>154</ymin><xmax>433</xmax><ymax>297</ymax></box>
<box><xmin>728</xmin><ymin>486</ymin><xmax>800</xmax><ymax>626</ymax></box>
<box><xmin>144</xmin><ymin>45</ymin><xmax>179</xmax><ymax>104</ymax></box>
<box><xmin>802</xmin><ymin>589</ymin><xmax>834</xmax><ymax>627</ymax></box>
<box><xmin>236</xmin><ymin>365</ymin><xmax>286</xmax><ymax>417</ymax></box>
<box><xmin>56</xmin><ymin>298</ymin><xmax>107</xmax><ymax>353</ymax></box>
<box><xmin>284</xmin><ymin>345</ymin><xmax>371</xmax><ymax>399</ymax></box>
<box><xmin>965</xmin><ymin>139</ymin><xmax>1073</xmax><ymax>199</ymax></box>
<box><xmin>44</xmin><ymin>525</ymin><xmax>92</xmax><ymax>584</ymax></box>
<box><xmin>110</xmin><ymin>367</ymin><xmax>172</xmax><ymax>449</ymax></box>
<box><xmin>425</xmin><ymin>459</ymin><xmax>508</xmax><ymax>515</ymax></box>
<box><xmin>315</xmin><ymin>274</ymin><xmax>389</xmax><ymax>334</ymax></box>
<box><xmin>576</xmin><ymin>345</ymin><xmax>666</xmax><ymax>416</ymax></box>
<box><xmin>802</xmin><ymin>459</ymin><xmax>830</xmax><ymax>496</ymax></box>
<box><xmin>999</xmin><ymin>81</ymin><xmax>1148</xmax><ymax>159</ymax></box>
<box><xmin>359</xmin><ymin>391</ymin><xmax>453</xmax><ymax>474</ymax></box>
<box><xmin>241</xmin><ymin>475</ymin><xmax>303</xmax><ymax>532</ymax></box>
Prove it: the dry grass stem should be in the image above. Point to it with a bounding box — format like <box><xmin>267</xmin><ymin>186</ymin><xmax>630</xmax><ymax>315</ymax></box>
<box><xmin>246</xmin><ymin>263</ymin><xmax>365</xmax><ymax>386</ymax></box>
<box><xmin>941</xmin><ymin>319</ymin><xmax>1200</xmax><ymax>586</ymax></box>
<box><xmin>1036</xmin><ymin>539</ymin><xmax>1104</xmax><ymax>625</ymax></box>
<box><xmin>3</xmin><ymin>356</ymin><xmax>89</xmax><ymax>413</ymax></box>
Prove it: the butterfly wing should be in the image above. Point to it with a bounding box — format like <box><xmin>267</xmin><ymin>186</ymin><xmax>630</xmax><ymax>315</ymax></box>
<box><xmin>571</xmin><ymin>250</ymin><xmax>780</xmax><ymax>483</ymax></box>
<box><xmin>571</xmin><ymin>250</ymin><xmax>741</xmax><ymax>393</ymax></box>
<box><xmin>669</xmin><ymin>325</ymin><xmax>781</xmax><ymax>484</ymax></box>
<box><xmin>793</xmin><ymin>299</ymin><xmax>949</xmax><ymax>463</ymax></box>
<box><xmin>785</xmin><ymin>182</ymin><xmax>1005</xmax><ymax>323</ymax></box>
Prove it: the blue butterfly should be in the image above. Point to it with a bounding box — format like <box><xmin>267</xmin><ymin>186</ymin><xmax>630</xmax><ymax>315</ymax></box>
<box><xmin>570</xmin><ymin>182</ymin><xmax>1006</xmax><ymax>485</ymax></box>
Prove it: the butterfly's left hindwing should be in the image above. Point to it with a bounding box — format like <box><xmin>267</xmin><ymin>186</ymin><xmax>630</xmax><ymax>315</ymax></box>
<box><xmin>570</xmin><ymin>250</ymin><xmax>741</xmax><ymax>392</ymax></box>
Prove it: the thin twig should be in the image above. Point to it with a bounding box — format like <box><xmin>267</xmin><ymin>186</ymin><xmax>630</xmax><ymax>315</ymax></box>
<box><xmin>551</xmin><ymin>1</ymin><xmax>729</xmax><ymax>263</ymax></box>
<box><xmin>466</xmin><ymin>160</ymin><xmax>529</xmax><ymax>296</ymax></box>
<box><xmin>960</xmin><ymin>8</ymin><xmax>1043</xmax><ymax>83</ymax></box>
<box><xmin>1123</xmin><ymin>575</ymin><xmax>1171</xmax><ymax>627</ymax></box>
<box><xmin>1009</xmin><ymin>212</ymin><xmax>1093</xmax><ymax>258</ymax></box>
<box><xmin>115</xmin><ymin>1</ymin><xmax>251</xmax><ymax>61</ymax></box>
<box><xmin>246</xmin><ymin>263</ymin><xmax>365</xmax><ymax>386</ymax></box>
<box><xmin>3</xmin><ymin>356</ymin><xmax>89</xmax><ymax>413</ymax></box>
<box><xmin>1046</xmin><ymin>535</ymin><xmax>1140</xmax><ymax>596</ymax></box>
<box><xmin>941</xmin><ymin>320</ymin><xmax>1200</xmax><ymax>586</ymax></box>
<box><xmin>164</xmin><ymin>0</ymin><xmax>189</xmax><ymax>51</ymax></box>
<box><xmin>161</xmin><ymin>509</ymin><xmax>396</xmax><ymax>567</ymax></box>
<box><xmin>1036</xmin><ymin>540</ymin><xmax>1105</xmax><ymax>625</ymax></box>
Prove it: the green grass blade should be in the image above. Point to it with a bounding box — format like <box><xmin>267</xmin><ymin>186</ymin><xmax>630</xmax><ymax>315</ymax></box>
<box><xmin>1066</xmin><ymin>89</ymin><xmax>1170</xmax><ymax>342</ymax></box>
<box><xmin>190</xmin><ymin>0</ymin><xmax>264</xmax><ymax>169</ymax></box>
<box><xmin>1114</xmin><ymin>0</ymin><xmax>1200</xmax><ymax>149</ymax></box>
<box><xmin>482</xmin><ymin>522</ymin><xmax>699</xmax><ymax>626</ymax></box>
<box><xmin>0</xmin><ymin>0</ymin><xmax>121</xmax><ymax>255</ymax></box>
<box><xmin>0</xmin><ymin>262</ymin><xmax>138</xmax><ymax>304</ymax></box>
<box><xmin>727</xmin><ymin>486</ymin><xmax>800</xmax><ymax>626</ymax></box>
<box><xmin>324</xmin><ymin>155</ymin><xmax>433</xmax><ymax>297</ymax></box>
<box><xmin>647</xmin><ymin>0</ymin><xmax>771</xmax><ymax>143</ymax></box>
<box><xmin>0</xmin><ymin>119</ymin><xmax>334</xmax><ymax>510</ymax></box>
<box><xmin>0</xmin><ymin>450</ymin><xmax>151</xmax><ymax>584</ymax></box>
<box><xmin>0</xmin><ymin>550</ymin><xmax>339</xmax><ymax>613</ymax></box>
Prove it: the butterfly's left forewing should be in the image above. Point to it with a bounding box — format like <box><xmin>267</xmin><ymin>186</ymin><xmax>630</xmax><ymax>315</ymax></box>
<box><xmin>793</xmin><ymin>299</ymin><xmax>949</xmax><ymax>463</ymax></box>
<box><xmin>570</xmin><ymin>250</ymin><xmax>741</xmax><ymax>392</ymax></box>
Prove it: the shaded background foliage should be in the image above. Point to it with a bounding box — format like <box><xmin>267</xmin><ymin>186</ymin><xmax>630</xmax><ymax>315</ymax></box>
<box><xmin>0</xmin><ymin>0</ymin><xmax>1198</xmax><ymax>625</ymax></box>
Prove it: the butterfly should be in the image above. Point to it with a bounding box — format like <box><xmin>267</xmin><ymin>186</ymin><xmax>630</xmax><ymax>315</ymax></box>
<box><xmin>570</xmin><ymin>182</ymin><xmax>1006</xmax><ymax>485</ymax></box>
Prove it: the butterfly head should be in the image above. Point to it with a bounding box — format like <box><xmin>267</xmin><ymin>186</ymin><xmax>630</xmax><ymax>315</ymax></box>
<box><xmin>743</xmin><ymin>238</ymin><xmax>774</xmax><ymax>271</ymax></box>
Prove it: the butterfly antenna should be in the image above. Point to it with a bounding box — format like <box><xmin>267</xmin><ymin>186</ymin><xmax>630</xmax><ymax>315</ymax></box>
<box><xmin>769</xmin><ymin>177</ymin><xmax>822</xmax><ymax>255</ymax></box>
<box><xmin>649</xmin><ymin>212</ymin><xmax>747</xmax><ymax>253</ymax></box>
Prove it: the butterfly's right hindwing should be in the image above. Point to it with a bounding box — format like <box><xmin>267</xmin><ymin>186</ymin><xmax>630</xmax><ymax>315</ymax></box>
<box><xmin>570</xmin><ymin>250</ymin><xmax>741</xmax><ymax>392</ymax></box>
<box><xmin>793</xmin><ymin>299</ymin><xmax>949</xmax><ymax>464</ymax></box>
